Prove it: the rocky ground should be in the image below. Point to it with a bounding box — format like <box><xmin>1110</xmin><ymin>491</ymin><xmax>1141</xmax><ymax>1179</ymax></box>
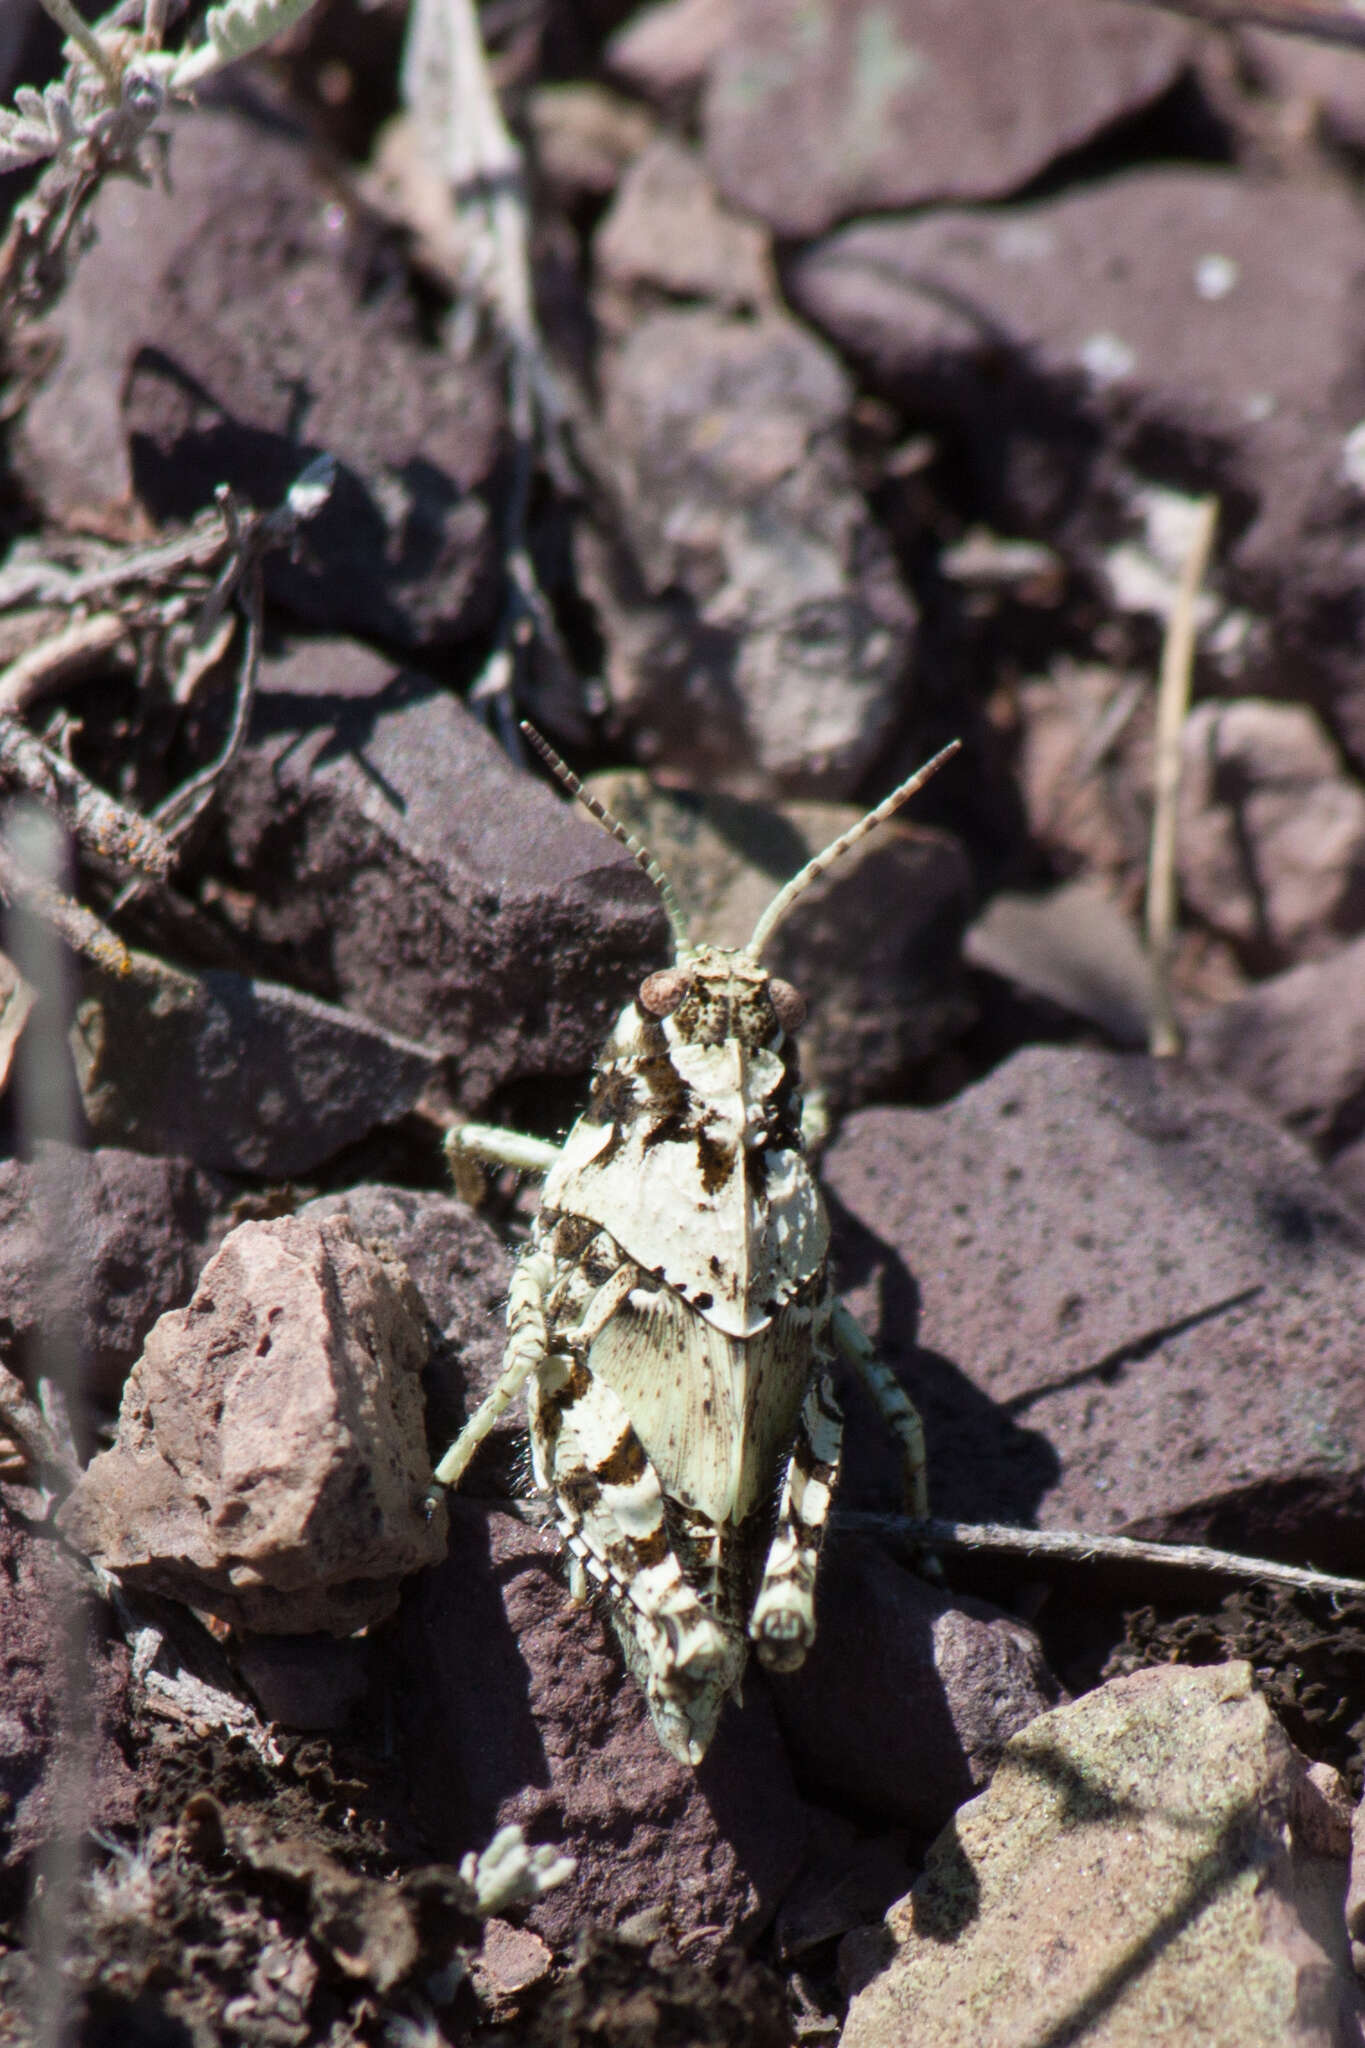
<box><xmin>2</xmin><ymin>0</ymin><xmax>1365</xmax><ymax>2042</ymax></box>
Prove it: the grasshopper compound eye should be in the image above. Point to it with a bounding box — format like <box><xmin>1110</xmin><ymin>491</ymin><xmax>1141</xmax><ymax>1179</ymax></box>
<box><xmin>767</xmin><ymin>978</ymin><xmax>806</xmax><ymax>1034</ymax></box>
<box><xmin>638</xmin><ymin>968</ymin><xmax>691</xmax><ymax>1017</ymax></box>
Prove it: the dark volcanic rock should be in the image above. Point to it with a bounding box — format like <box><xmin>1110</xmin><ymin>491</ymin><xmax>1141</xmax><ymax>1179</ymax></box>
<box><xmin>769</xmin><ymin>1530</ymin><xmax>1062</xmax><ymax>1832</ymax></box>
<box><xmin>13</xmin><ymin>102</ymin><xmax>505</xmax><ymax>651</ymax></box>
<box><xmin>0</xmin><ymin>1143</ymin><xmax>228</xmax><ymax>1404</ymax></box>
<box><xmin>219</xmin><ymin>638</ymin><xmax>669</xmax><ymax>1107</ymax></box>
<box><xmin>789</xmin><ymin>169</ymin><xmax>1365</xmax><ymax>732</ymax></box>
<box><xmin>583</xmin><ymin>306</ymin><xmax>916</xmax><ymax>796</ymax></box>
<box><xmin>1187</xmin><ymin>936</ymin><xmax>1365</xmax><ymax>1160</ymax></box>
<box><xmin>61</xmin><ymin>1212</ymin><xmax>447</xmax><ymax>1634</ymax></box>
<box><xmin>823</xmin><ymin>1047</ymin><xmax>1365</xmax><ymax>1563</ymax></box>
<box><xmin>400</xmin><ymin>1501</ymin><xmax>811</xmax><ymax>1952</ymax></box>
<box><xmin>703</xmin><ymin>0</ymin><xmax>1192</xmax><ymax>238</ymax></box>
<box><xmin>71</xmin><ymin>948</ymin><xmax>441</xmax><ymax>1178</ymax></box>
<box><xmin>0</xmin><ymin>1501</ymin><xmax>137</xmax><ymax>1869</ymax></box>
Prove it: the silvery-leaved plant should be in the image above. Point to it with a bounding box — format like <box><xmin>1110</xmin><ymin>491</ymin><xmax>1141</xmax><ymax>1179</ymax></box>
<box><xmin>0</xmin><ymin>0</ymin><xmax>326</xmax><ymax>314</ymax></box>
<box><xmin>0</xmin><ymin>0</ymin><xmax>324</xmax><ymax>175</ymax></box>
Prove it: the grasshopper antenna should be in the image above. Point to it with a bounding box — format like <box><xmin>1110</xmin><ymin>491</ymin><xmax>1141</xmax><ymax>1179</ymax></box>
<box><xmin>749</xmin><ymin>738</ymin><xmax>962</xmax><ymax>958</ymax></box>
<box><xmin>520</xmin><ymin>721</ymin><xmax>694</xmax><ymax>957</ymax></box>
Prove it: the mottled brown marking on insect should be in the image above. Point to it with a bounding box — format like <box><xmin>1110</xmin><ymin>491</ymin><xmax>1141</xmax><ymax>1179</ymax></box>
<box><xmin>558</xmin><ymin>1467</ymin><xmax>601</xmax><ymax>1517</ymax></box>
<box><xmin>587</xmin><ymin>1066</ymin><xmax>639</xmax><ymax>1129</ymax></box>
<box><xmin>696</xmin><ymin>1129</ymin><xmax>736</xmax><ymax>1194</ymax></box>
<box><xmin>630</xmin><ymin>1524</ymin><xmax>672</xmax><ymax>1569</ymax></box>
<box><xmin>583</xmin><ymin>1233</ymin><xmax>622</xmax><ymax>1286</ymax></box>
<box><xmin>594</xmin><ymin>1432</ymin><xmax>649</xmax><ymax>1486</ymax></box>
<box><xmin>549</xmin><ymin>1212</ymin><xmax>597</xmax><ymax>1263</ymax></box>
<box><xmin>792</xmin><ymin>1429</ymin><xmax>836</xmax><ymax>1490</ymax></box>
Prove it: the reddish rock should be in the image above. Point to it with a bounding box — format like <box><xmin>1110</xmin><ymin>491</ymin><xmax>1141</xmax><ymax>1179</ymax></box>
<box><xmin>788</xmin><ymin>169</ymin><xmax>1365</xmax><ymax>735</ymax></box>
<box><xmin>527</xmin><ymin>83</ymin><xmax>655</xmax><ymax>202</ymax></box>
<box><xmin>769</xmin><ymin>1530</ymin><xmax>1062</xmax><ymax>1833</ymax></box>
<box><xmin>0</xmin><ymin>1502</ymin><xmax>137</xmax><ymax>1869</ymax></box>
<box><xmin>1177</xmin><ymin>700</ymin><xmax>1365</xmax><ymax>968</ymax></box>
<box><xmin>606</xmin><ymin>0</ymin><xmax>735</xmax><ymax>104</ymax></box>
<box><xmin>13</xmin><ymin>102</ymin><xmax>505</xmax><ymax>650</ymax></box>
<box><xmin>1187</xmin><ymin>935</ymin><xmax>1365</xmax><ymax>1157</ymax></box>
<box><xmin>703</xmin><ymin>0</ymin><xmax>1192</xmax><ymax>238</ymax></box>
<box><xmin>219</xmin><ymin>638</ymin><xmax>668</xmax><ymax>1107</ymax></box>
<box><xmin>301</xmin><ymin>1184</ymin><xmax>518</xmax><ymax>1485</ymax></box>
<box><xmin>399</xmin><ymin>1501</ymin><xmax>811</xmax><ymax>1952</ymax></box>
<box><xmin>1348</xmin><ymin>1790</ymin><xmax>1365</xmax><ymax>1974</ymax></box>
<box><xmin>1240</xmin><ymin>26</ymin><xmax>1365</xmax><ymax>156</ymax></box>
<box><xmin>583</xmin><ymin>306</ymin><xmax>916</xmax><ymax>796</ymax></box>
<box><xmin>595</xmin><ymin>134</ymin><xmax>772</xmax><ymax>318</ymax></box>
<box><xmin>233</xmin><ymin>1633</ymin><xmax>373</xmax><ymax>1732</ymax></box>
<box><xmin>0</xmin><ymin>1143</ymin><xmax>227</xmax><ymax>1405</ymax></box>
<box><xmin>71</xmin><ymin>949</ymin><xmax>441</xmax><ymax>1179</ymax></box>
<box><xmin>823</xmin><ymin>1046</ymin><xmax>1365</xmax><ymax>1562</ymax></box>
<box><xmin>61</xmin><ymin>1213</ymin><xmax>447</xmax><ymax>1634</ymax></box>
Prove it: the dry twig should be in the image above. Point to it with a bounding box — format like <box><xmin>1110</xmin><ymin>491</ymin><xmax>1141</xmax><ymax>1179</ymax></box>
<box><xmin>848</xmin><ymin>1511</ymin><xmax>1365</xmax><ymax>1603</ymax></box>
<box><xmin>0</xmin><ymin>715</ymin><xmax>173</xmax><ymax>879</ymax></box>
<box><xmin>1118</xmin><ymin>0</ymin><xmax>1365</xmax><ymax>47</ymax></box>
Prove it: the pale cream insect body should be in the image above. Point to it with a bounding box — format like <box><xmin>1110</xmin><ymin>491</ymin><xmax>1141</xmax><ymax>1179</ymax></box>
<box><xmin>435</xmin><ymin>726</ymin><xmax>959</xmax><ymax>1764</ymax></box>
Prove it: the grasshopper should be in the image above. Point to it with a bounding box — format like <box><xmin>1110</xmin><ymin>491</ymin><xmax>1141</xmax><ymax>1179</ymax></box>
<box><xmin>435</xmin><ymin>725</ymin><xmax>959</xmax><ymax>1764</ymax></box>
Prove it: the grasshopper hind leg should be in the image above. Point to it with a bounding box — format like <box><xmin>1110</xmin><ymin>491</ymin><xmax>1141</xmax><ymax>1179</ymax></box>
<box><xmin>531</xmin><ymin>1359</ymin><xmax>743</xmax><ymax>1766</ymax></box>
<box><xmin>749</xmin><ymin>1371</ymin><xmax>843</xmax><ymax>1673</ymax></box>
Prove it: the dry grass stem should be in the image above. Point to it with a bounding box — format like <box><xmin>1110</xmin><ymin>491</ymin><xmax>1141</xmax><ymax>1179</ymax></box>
<box><xmin>1144</xmin><ymin>493</ymin><xmax>1218</xmax><ymax>1059</ymax></box>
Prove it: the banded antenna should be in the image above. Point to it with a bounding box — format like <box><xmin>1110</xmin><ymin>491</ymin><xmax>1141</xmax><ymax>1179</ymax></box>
<box><xmin>521</xmin><ymin>722</ymin><xmax>694</xmax><ymax>958</ymax></box>
<box><xmin>749</xmin><ymin>738</ymin><xmax>962</xmax><ymax>959</ymax></box>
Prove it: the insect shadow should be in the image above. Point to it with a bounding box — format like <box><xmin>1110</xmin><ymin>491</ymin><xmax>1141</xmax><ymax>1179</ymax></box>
<box><xmin>824</xmin><ymin>1186</ymin><xmax>1061</xmax><ymax>1529</ymax></box>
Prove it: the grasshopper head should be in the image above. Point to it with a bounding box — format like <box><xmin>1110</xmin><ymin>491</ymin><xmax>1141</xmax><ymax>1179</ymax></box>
<box><xmin>637</xmin><ymin>946</ymin><xmax>806</xmax><ymax>1052</ymax></box>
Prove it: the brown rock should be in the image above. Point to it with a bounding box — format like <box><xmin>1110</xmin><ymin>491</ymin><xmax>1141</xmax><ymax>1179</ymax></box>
<box><xmin>527</xmin><ymin>83</ymin><xmax>655</xmax><ymax>201</ymax></box>
<box><xmin>219</xmin><ymin>638</ymin><xmax>669</xmax><ymax>1107</ymax></box>
<box><xmin>233</xmin><ymin>1633</ymin><xmax>373</xmax><ymax>1731</ymax></box>
<box><xmin>768</xmin><ymin>1530</ymin><xmax>1062</xmax><ymax>1832</ymax></box>
<box><xmin>842</xmin><ymin>1663</ymin><xmax>1364</xmax><ymax>2048</ymax></box>
<box><xmin>1240</xmin><ymin>27</ymin><xmax>1365</xmax><ymax>156</ymax></box>
<box><xmin>595</xmin><ymin>135</ymin><xmax>773</xmax><ymax>317</ymax></box>
<box><xmin>399</xmin><ymin>1501</ymin><xmax>811</xmax><ymax>1950</ymax></box>
<box><xmin>823</xmin><ymin>1047</ymin><xmax>1365</xmax><ymax>1560</ymax></box>
<box><xmin>703</xmin><ymin>0</ymin><xmax>1192</xmax><ymax>238</ymax></box>
<box><xmin>300</xmin><ymin>1183</ymin><xmax>517</xmax><ymax>1486</ymax></box>
<box><xmin>13</xmin><ymin>103</ymin><xmax>505</xmax><ymax>650</ymax></box>
<box><xmin>606</xmin><ymin>0</ymin><xmax>735</xmax><ymax>104</ymax></box>
<box><xmin>60</xmin><ymin>1213</ymin><xmax>447</xmax><ymax>1633</ymax></box>
<box><xmin>1348</xmin><ymin>1792</ymin><xmax>1365</xmax><ymax>1975</ymax></box>
<box><xmin>583</xmin><ymin>306</ymin><xmax>916</xmax><ymax>796</ymax></box>
<box><xmin>71</xmin><ymin>949</ymin><xmax>441</xmax><ymax>1178</ymax></box>
<box><xmin>0</xmin><ymin>1142</ymin><xmax>228</xmax><ymax>1404</ymax></box>
<box><xmin>788</xmin><ymin>170</ymin><xmax>1365</xmax><ymax>719</ymax></box>
<box><xmin>0</xmin><ymin>1501</ymin><xmax>137</xmax><ymax>1868</ymax></box>
<box><xmin>582</xmin><ymin>769</ymin><xmax>972</xmax><ymax>1110</ymax></box>
<box><xmin>1178</xmin><ymin>700</ymin><xmax>1365</xmax><ymax>968</ymax></box>
<box><xmin>1013</xmin><ymin>662</ymin><xmax>1155</xmax><ymax>886</ymax></box>
<box><xmin>1187</xmin><ymin>935</ymin><xmax>1365</xmax><ymax>1156</ymax></box>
